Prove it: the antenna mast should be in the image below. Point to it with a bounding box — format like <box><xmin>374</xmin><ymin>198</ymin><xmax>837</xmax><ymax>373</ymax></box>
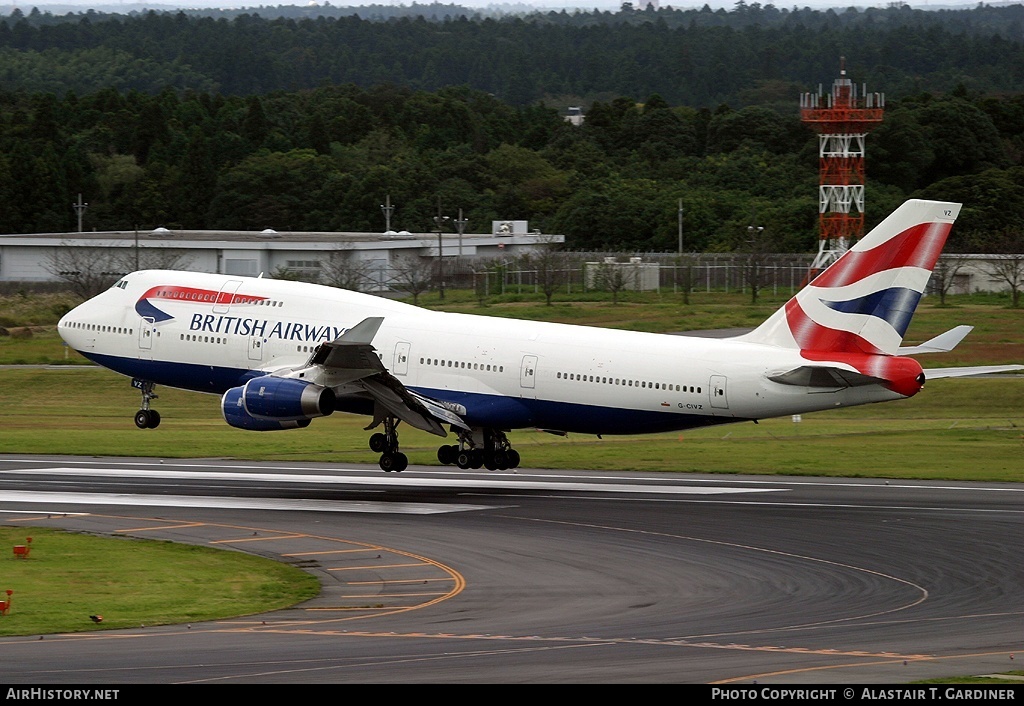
<box><xmin>800</xmin><ymin>57</ymin><xmax>884</xmax><ymax>277</ymax></box>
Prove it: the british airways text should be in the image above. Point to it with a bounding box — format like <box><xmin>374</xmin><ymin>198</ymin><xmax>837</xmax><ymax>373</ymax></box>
<box><xmin>189</xmin><ymin>314</ymin><xmax>346</xmax><ymax>342</ymax></box>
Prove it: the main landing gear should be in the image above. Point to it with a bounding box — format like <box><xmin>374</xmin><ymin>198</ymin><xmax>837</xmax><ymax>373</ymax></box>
<box><xmin>133</xmin><ymin>379</ymin><xmax>161</xmax><ymax>429</ymax></box>
<box><xmin>368</xmin><ymin>416</ymin><xmax>408</xmax><ymax>472</ymax></box>
<box><xmin>366</xmin><ymin>421</ymin><xmax>521</xmax><ymax>473</ymax></box>
<box><xmin>436</xmin><ymin>429</ymin><xmax>520</xmax><ymax>471</ymax></box>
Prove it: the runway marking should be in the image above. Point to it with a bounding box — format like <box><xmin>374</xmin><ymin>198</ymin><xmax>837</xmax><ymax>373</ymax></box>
<box><xmin>329</xmin><ymin>562</ymin><xmax>428</xmax><ymax>571</ymax></box>
<box><xmin>2</xmin><ymin>466</ymin><xmax>785</xmax><ymax>496</ymax></box>
<box><xmin>116</xmin><ymin>522</ymin><xmax>207</xmax><ymax>532</ymax></box>
<box><xmin>6</xmin><ymin>457</ymin><xmax>1023</xmax><ymax>494</ymax></box>
<box><xmin>282</xmin><ymin>549</ymin><xmax>380</xmax><ymax>557</ymax></box>
<box><xmin>173</xmin><ymin>642</ymin><xmax>611</xmax><ymax>684</ymax></box>
<box><xmin>209</xmin><ymin>626</ymin><xmax>935</xmax><ymax>661</ymax></box>
<box><xmin>1</xmin><ymin>511</ymin><xmax>90</xmax><ymax>518</ymax></box>
<box><xmin>715</xmin><ymin>649</ymin><xmax>1023</xmax><ymax>683</ymax></box>
<box><xmin>0</xmin><ymin>490</ymin><xmax>489</xmax><ymax>514</ymax></box>
<box><xmin>212</xmin><ymin>534</ymin><xmax>307</xmax><ymax>544</ymax></box>
<box><xmin>341</xmin><ymin>592</ymin><xmax>449</xmax><ymax>598</ymax></box>
<box><xmin>343</xmin><ymin>577</ymin><xmax>456</xmax><ymax>585</ymax></box>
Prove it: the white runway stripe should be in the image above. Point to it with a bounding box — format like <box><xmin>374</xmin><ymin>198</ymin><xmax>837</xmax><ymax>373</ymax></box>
<box><xmin>3</xmin><ymin>466</ymin><xmax>785</xmax><ymax>496</ymax></box>
<box><xmin>0</xmin><ymin>490</ymin><xmax>489</xmax><ymax>514</ymax></box>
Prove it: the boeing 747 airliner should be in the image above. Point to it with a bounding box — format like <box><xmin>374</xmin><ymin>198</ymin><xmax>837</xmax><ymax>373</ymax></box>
<box><xmin>58</xmin><ymin>200</ymin><xmax>1022</xmax><ymax>472</ymax></box>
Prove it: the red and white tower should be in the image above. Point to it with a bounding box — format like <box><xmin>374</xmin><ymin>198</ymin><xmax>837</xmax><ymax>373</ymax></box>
<box><xmin>800</xmin><ymin>58</ymin><xmax>884</xmax><ymax>275</ymax></box>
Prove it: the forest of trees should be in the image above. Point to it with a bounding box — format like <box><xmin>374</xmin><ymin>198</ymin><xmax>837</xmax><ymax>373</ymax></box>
<box><xmin>1</xmin><ymin>4</ymin><xmax>1024</xmax><ymax>254</ymax></box>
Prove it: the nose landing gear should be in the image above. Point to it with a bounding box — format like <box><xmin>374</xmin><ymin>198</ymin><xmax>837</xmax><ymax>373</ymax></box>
<box><xmin>132</xmin><ymin>379</ymin><xmax>161</xmax><ymax>429</ymax></box>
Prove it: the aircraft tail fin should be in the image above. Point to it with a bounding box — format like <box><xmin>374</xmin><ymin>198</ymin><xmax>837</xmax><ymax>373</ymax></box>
<box><xmin>738</xmin><ymin>199</ymin><xmax>961</xmax><ymax>356</ymax></box>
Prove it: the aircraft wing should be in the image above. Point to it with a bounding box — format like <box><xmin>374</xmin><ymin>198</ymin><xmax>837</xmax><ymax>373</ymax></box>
<box><xmin>308</xmin><ymin>316</ymin><xmax>468</xmax><ymax>436</ymax></box>
<box><xmin>923</xmin><ymin>365</ymin><xmax>1024</xmax><ymax>380</ymax></box>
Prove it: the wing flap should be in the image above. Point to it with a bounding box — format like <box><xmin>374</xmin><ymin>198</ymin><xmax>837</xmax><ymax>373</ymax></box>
<box><xmin>360</xmin><ymin>376</ymin><xmax>448</xmax><ymax>436</ymax></box>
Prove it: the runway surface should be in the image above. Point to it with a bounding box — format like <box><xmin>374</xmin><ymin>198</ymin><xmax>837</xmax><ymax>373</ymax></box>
<box><xmin>0</xmin><ymin>455</ymin><xmax>1020</xmax><ymax>684</ymax></box>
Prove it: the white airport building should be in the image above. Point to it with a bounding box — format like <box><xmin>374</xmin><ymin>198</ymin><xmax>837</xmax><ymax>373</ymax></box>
<box><xmin>0</xmin><ymin>220</ymin><xmax>562</xmax><ymax>291</ymax></box>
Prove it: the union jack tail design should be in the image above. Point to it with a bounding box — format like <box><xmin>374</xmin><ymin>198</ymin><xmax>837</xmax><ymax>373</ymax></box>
<box><xmin>742</xmin><ymin>200</ymin><xmax>961</xmax><ymax>357</ymax></box>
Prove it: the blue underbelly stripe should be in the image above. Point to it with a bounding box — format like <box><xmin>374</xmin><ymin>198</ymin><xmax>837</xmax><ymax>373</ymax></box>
<box><xmin>78</xmin><ymin>352</ymin><xmax>735</xmax><ymax>434</ymax></box>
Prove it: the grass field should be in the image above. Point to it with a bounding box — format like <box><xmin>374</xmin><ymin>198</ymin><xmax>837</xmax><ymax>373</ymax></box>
<box><xmin>0</xmin><ymin>527</ymin><xmax>319</xmax><ymax>637</ymax></box>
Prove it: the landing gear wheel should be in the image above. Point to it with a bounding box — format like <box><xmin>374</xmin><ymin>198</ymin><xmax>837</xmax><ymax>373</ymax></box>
<box><xmin>507</xmin><ymin>449</ymin><xmax>521</xmax><ymax>469</ymax></box>
<box><xmin>379</xmin><ymin>452</ymin><xmax>408</xmax><ymax>473</ymax></box>
<box><xmin>437</xmin><ymin>444</ymin><xmax>457</xmax><ymax>465</ymax></box>
<box><xmin>147</xmin><ymin>409</ymin><xmax>161</xmax><ymax>429</ymax></box>
<box><xmin>369</xmin><ymin>433</ymin><xmax>388</xmax><ymax>453</ymax></box>
<box><xmin>134</xmin><ymin>410</ymin><xmax>150</xmax><ymax>429</ymax></box>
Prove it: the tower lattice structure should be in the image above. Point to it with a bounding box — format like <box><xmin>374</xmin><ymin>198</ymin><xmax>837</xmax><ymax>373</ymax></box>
<box><xmin>800</xmin><ymin>58</ymin><xmax>884</xmax><ymax>275</ymax></box>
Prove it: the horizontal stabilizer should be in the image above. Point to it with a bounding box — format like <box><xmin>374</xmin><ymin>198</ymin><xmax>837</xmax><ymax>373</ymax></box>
<box><xmin>923</xmin><ymin>365</ymin><xmax>1024</xmax><ymax>380</ymax></box>
<box><xmin>769</xmin><ymin>365</ymin><xmax>886</xmax><ymax>388</ymax></box>
<box><xmin>898</xmin><ymin>325</ymin><xmax>973</xmax><ymax>355</ymax></box>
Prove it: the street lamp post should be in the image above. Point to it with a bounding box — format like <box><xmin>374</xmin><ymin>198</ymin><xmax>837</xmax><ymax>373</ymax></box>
<box><xmin>73</xmin><ymin>194</ymin><xmax>88</xmax><ymax>233</ymax></box>
<box><xmin>678</xmin><ymin>199</ymin><xmax>691</xmax><ymax>304</ymax></box>
<box><xmin>677</xmin><ymin>198</ymin><xmax>683</xmax><ymax>256</ymax></box>
<box><xmin>433</xmin><ymin>212</ymin><xmax>450</xmax><ymax>300</ymax></box>
<box><xmin>747</xmin><ymin>224</ymin><xmax>765</xmax><ymax>304</ymax></box>
<box><xmin>454</xmin><ymin>208</ymin><xmax>468</xmax><ymax>258</ymax></box>
<box><xmin>381</xmin><ymin>195</ymin><xmax>394</xmax><ymax>233</ymax></box>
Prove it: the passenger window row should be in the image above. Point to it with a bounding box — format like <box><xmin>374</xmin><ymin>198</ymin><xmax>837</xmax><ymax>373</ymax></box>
<box><xmin>180</xmin><ymin>333</ymin><xmax>227</xmax><ymax>345</ymax></box>
<box><xmin>556</xmin><ymin>371</ymin><xmax>700</xmax><ymax>394</ymax></box>
<box><xmin>62</xmin><ymin>321</ymin><xmax>133</xmax><ymax>335</ymax></box>
<box><xmin>420</xmin><ymin>357</ymin><xmax>504</xmax><ymax>373</ymax></box>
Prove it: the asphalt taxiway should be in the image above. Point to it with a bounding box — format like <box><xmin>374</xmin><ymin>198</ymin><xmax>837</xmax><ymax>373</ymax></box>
<box><xmin>0</xmin><ymin>455</ymin><xmax>1020</xmax><ymax>684</ymax></box>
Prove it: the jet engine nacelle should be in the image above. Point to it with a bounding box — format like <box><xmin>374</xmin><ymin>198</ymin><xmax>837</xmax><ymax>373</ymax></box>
<box><xmin>220</xmin><ymin>377</ymin><xmax>335</xmax><ymax>431</ymax></box>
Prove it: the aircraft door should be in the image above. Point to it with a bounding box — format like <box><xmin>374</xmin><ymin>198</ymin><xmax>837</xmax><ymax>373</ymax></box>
<box><xmin>394</xmin><ymin>342</ymin><xmax>411</xmax><ymax>376</ymax></box>
<box><xmin>213</xmin><ymin>280</ymin><xmax>243</xmax><ymax>314</ymax></box>
<box><xmin>138</xmin><ymin>317</ymin><xmax>155</xmax><ymax>350</ymax></box>
<box><xmin>248</xmin><ymin>335</ymin><xmax>264</xmax><ymax>361</ymax></box>
<box><xmin>710</xmin><ymin>374</ymin><xmax>729</xmax><ymax>409</ymax></box>
<box><xmin>520</xmin><ymin>355</ymin><xmax>538</xmax><ymax>390</ymax></box>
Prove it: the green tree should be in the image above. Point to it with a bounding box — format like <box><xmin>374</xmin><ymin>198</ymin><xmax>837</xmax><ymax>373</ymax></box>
<box><xmin>916</xmin><ymin>98</ymin><xmax>1009</xmax><ymax>183</ymax></box>
<box><xmin>207</xmin><ymin>149</ymin><xmax>334</xmax><ymax>230</ymax></box>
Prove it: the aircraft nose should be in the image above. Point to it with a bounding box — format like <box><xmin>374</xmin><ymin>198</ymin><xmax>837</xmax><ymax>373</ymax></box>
<box><xmin>57</xmin><ymin>309</ymin><xmax>73</xmax><ymax>345</ymax></box>
<box><xmin>57</xmin><ymin>301</ymin><xmax>87</xmax><ymax>346</ymax></box>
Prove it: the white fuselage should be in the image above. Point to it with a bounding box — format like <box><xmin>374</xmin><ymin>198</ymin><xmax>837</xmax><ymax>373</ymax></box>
<box><xmin>58</xmin><ymin>270</ymin><xmax>904</xmax><ymax>435</ymax></box>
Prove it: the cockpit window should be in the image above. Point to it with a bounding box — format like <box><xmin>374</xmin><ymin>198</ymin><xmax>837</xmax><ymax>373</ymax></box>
<box><xmin>113</xmin><ymin>279</ymin><xmax>128</xmax><ymax>290</ymax></box>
